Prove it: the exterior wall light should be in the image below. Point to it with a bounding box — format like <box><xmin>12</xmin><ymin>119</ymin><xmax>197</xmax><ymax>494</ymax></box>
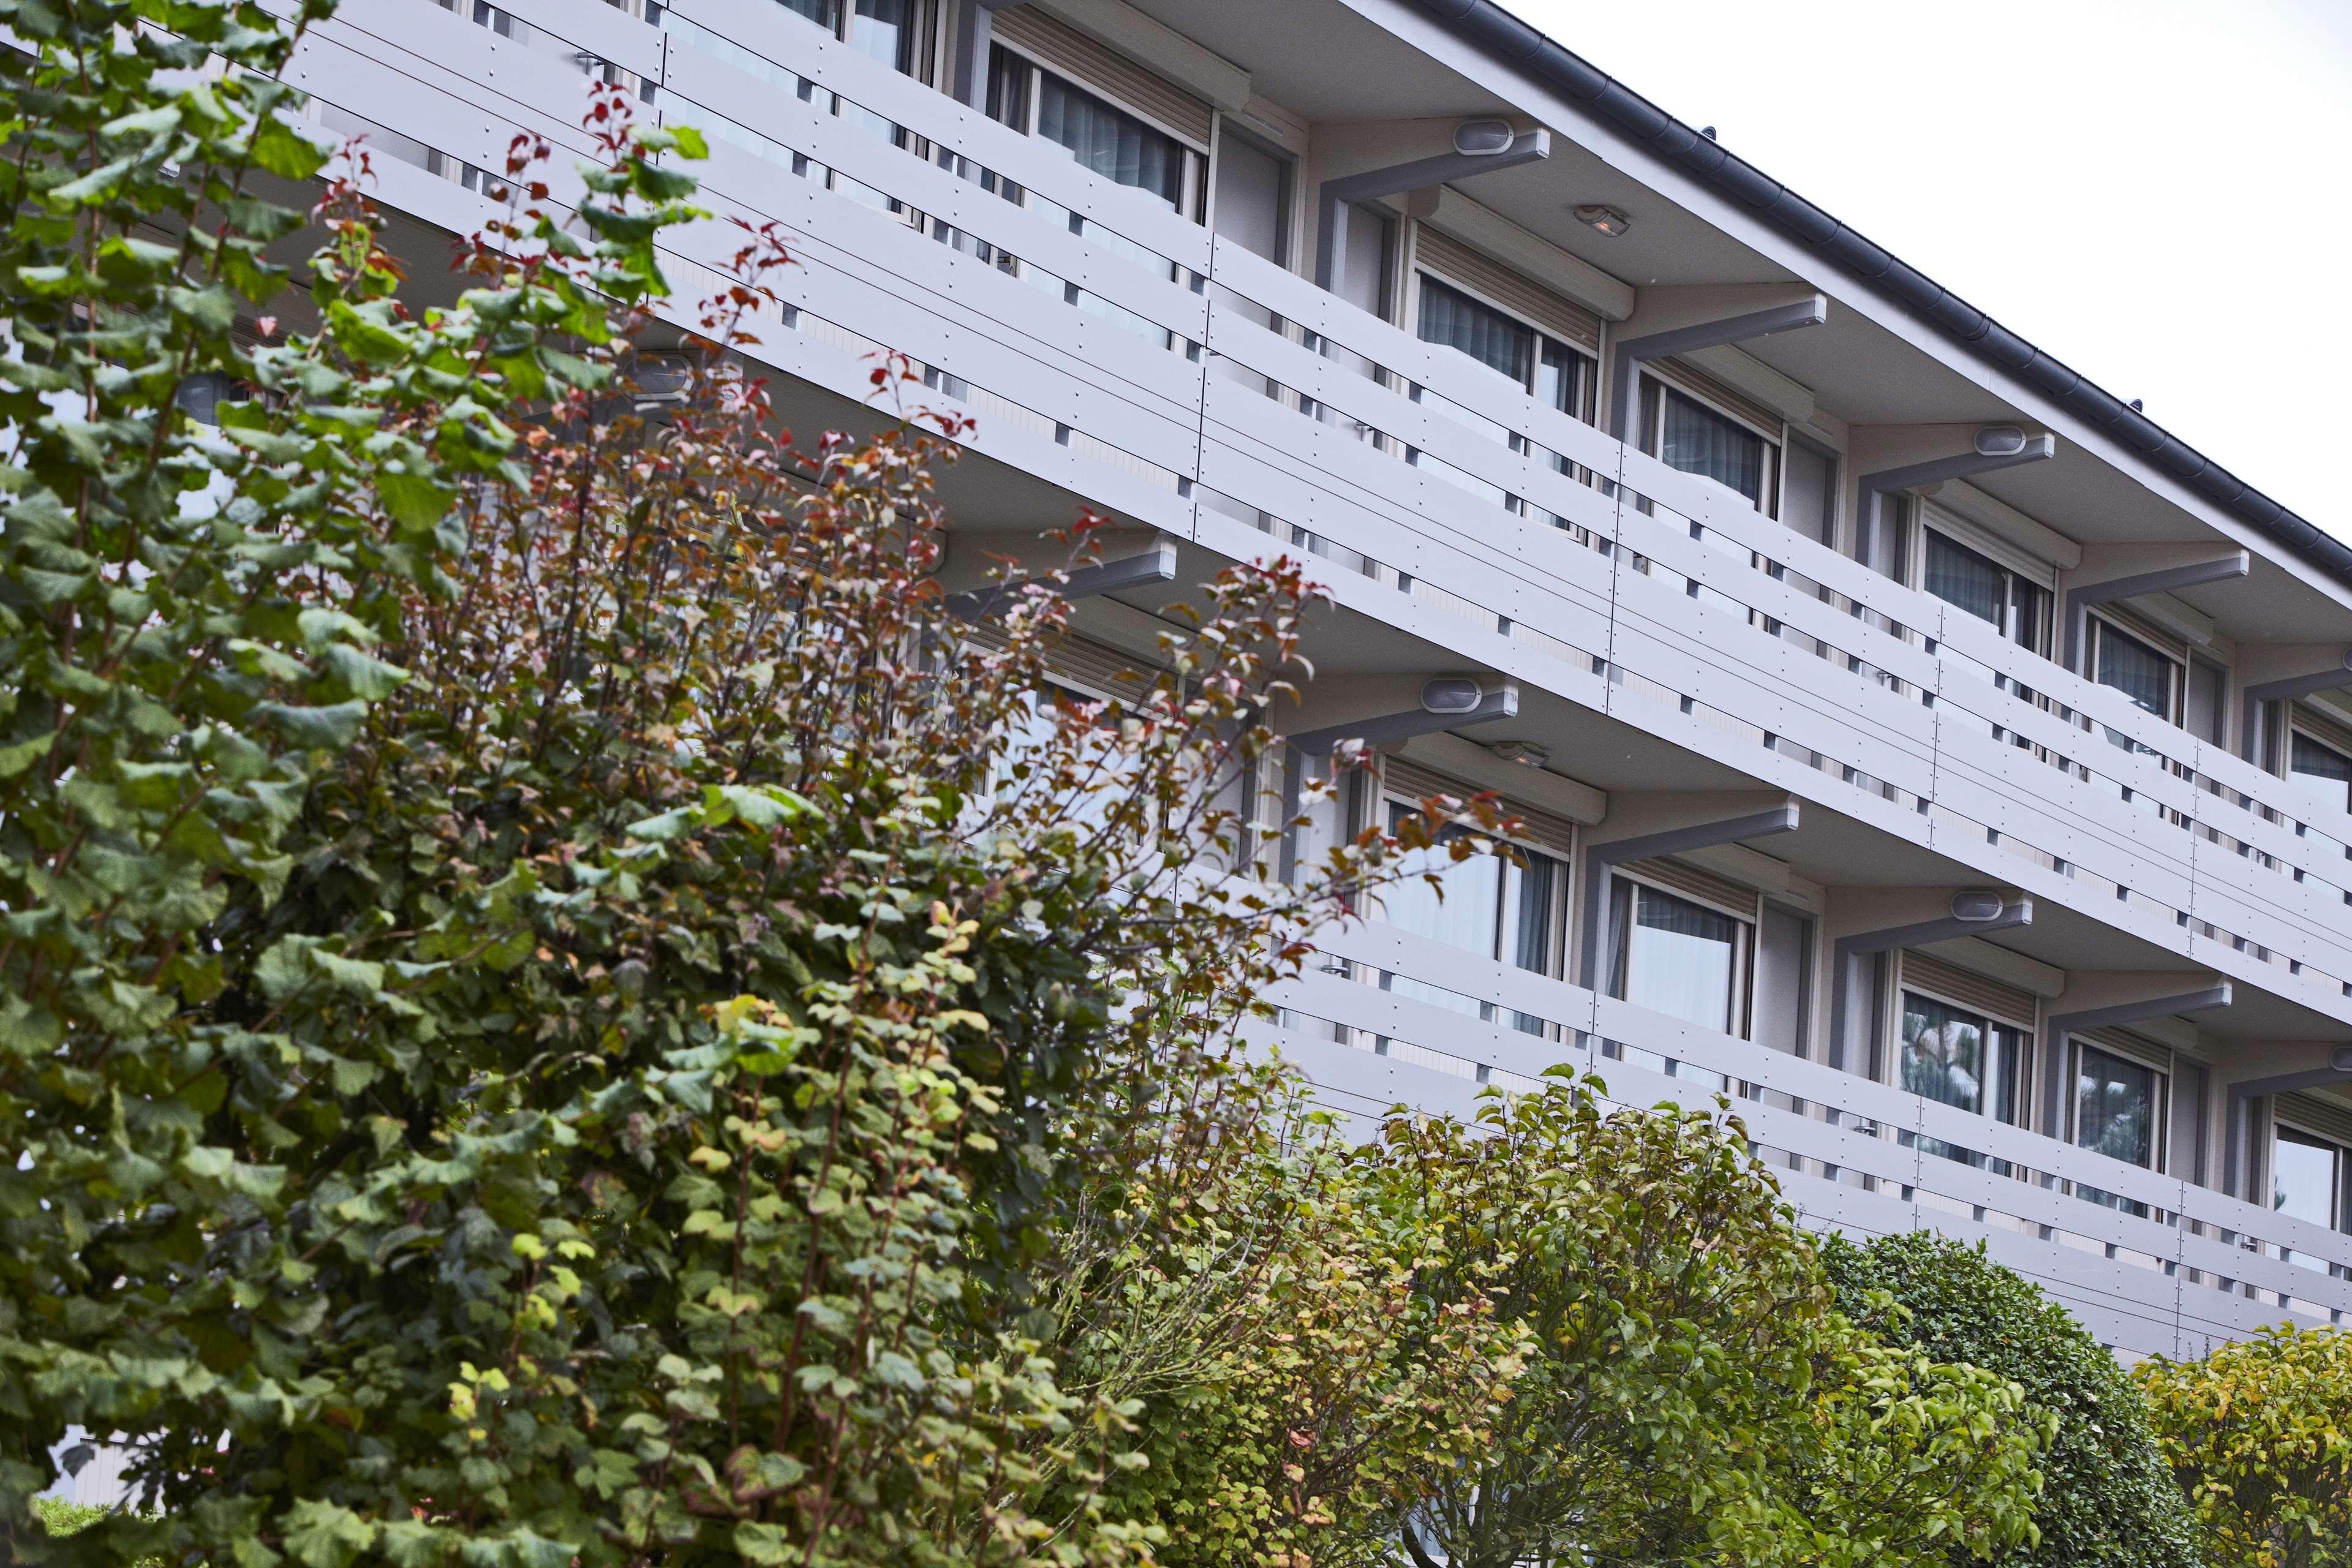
<box><xmin>1973</xmin><ymin>425</ymin><xmax>2029</xmax><ymax>457</ymax></box>
<box><xmin>1950</xmin><ymin>889</ymin><xmax>2009</xmax><ymax>921</ymax></box>
<box><xmin>1420</xmin><ymin>676</ymin><xmax>1487</xmax><ymax>714</ymax></box>
<box><xmin>1574</xmin><ymin>203</ymin><xmax>1632</xmax><ymax>237</ymax></box>
<box><xmin>1453</xmin><ymin>118</ymin><xmax>1518</xmax><ymax>155</ymax></box>
<box><xmin>1490</xmin><ymin>740</ymin><xmax>1550</xmax><ymax>767</ymax></box>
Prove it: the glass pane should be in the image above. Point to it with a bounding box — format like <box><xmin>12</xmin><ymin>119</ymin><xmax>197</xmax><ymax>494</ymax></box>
<box><xmin>848</xmin><ymin>0</ymin><xmax>913</xmax><ymax>66</ymax></box>
<box><xmin>1660</xmin><ymin>388</ymin><xmax>1766</xmax><ymax>508</ymax></box>
<box><xmin>1754</xmin><ymin>907</ymin><xmax>1812</xmax><ymax>1055</ymax></box>
<box><xmin>2095</xmin><ymin>623</ymin><xmax>2176</xmax><ymax>720</ymax></box>
<box><xmin>1901</xmin><ymin>993</ymin><xmax>1988</xmax><ymax>1114</ymax></box>
<box><xmin>2076</xmin><ymin>1046</ymin><xmax>2160</xmax><ymax>1169</ymax></box>
<box><xmin>1537</xmin><ymin>341</ymin><xmax>1589</xmax><ymax>423</ymax></box>
<box><xmin>2291</xmin><ymin>732</ymin><xmax>2352</xmax><ymax>812</ymax></box>
<box><xmin>1416</xmin><ymin>276</ymin><xmax>1532</xmax><ymax>386</ymax></box>
<box><xmin>1782</xmin><ymin>441</ymin><xmax>1834</xmax><ymax>545</ymax></box>
<box><xmin>1212</xmin><ymin>134</ymin><xmax>1286</xmax><ymax>262</ymax></box>
<box><xmin>1924</xmin><ymin>531</ymin><xmax>2007</xmax><ymax>628</ymax></box>
<box><xmin>2274</xmin><ymin>1127</ymin><xmax>2341</xmax><ymax>1272</ymax></box>
<box><xmin>777</xmin><ymin>0</ymin><xmax>835</xmax><ymax>24</ymax></box>
<box><xmin>1036</xmin><ymin>71</ymin><xmax>1185</xmax><ymax>209</ymax></box>
<box><xmin>1618</xmin><ymin>883</ymin><xmax>1741</xmax><ymax>1034</ymax></box>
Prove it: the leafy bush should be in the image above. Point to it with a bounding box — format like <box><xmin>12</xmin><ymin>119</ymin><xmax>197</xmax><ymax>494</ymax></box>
<box><xmin>2136</xmin><ymin>1321</ymin><xmax>2352</xmax><ymax>1568</ymax></box>
<box><xmin>1388</xmin><ymin>1083</ymin><xmax>2048</xmax><ymax>1568</ymax></box>
<box><xmin>1823</xmin><ymin>1232</ymin><xmax>2200</xmax><ymax>1568</ymax></box>
<box><xmin>0</xmin><ymin>3</ymin><xmax>1504</xmax><ymax>1563</ymax></box>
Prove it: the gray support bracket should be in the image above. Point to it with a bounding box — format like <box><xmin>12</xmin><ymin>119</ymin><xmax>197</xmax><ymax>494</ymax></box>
<box><xmin>1605</xmin><ymin>298</ymin><xmax>1826</xmax><ymax>444</ymax></box>
<box><xmin>2062</xmin><ymin>552</ymin><xmax>2248</xmax><ymax>673</ymax></box>
<box><xmin>1826</xmin><ymin>897</ymin><xmax>2034</xmax><ymax>1076</ymax></box>
<box><xmin>2240</xmin><ymin>647</ymin><xmax>2352</xmax><ymax>767</ymax></box>
<box><xmin>951</xmin><ymin>0</ymin><xmax>1027</xmax><ymax>109</ymax></box>
<box><xmin>1854</xmin><ymin>437</ymin><xmax>2056</xmax><ymax>577</ymax></box>
<box><xmin>1576</xmin><ymin>803</ymin><xmax>1800</xmax><ymax>990</ymax></box>
<box><xmin>2223</xmin><ymin>1047</ymin><xmax>2352</xmax><ymax>1200</ymax></box>
<box><xmin>2037</xmin><ymin>984</ymin><xmax>2231</xmax><ymax>1145</ymax></box>
<box><xmin>1314</xmin><ymin>131</ymin><xmax>1551</xmax><ymax>296</ymax></box>
<box><xmin>1277</xmin><ymin>682</ymin><xmax>1520</xmax><ymax>883</ymax></box>
<box><xmin>944</xmin><ymin>538</ymin><xmax>1178</xmax><ymax>624</ymax></box>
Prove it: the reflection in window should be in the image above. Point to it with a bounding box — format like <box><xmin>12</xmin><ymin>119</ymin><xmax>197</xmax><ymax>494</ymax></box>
<box><xmin>2075</xmin><ymin>1044</ymin><xmax>2163</xmax><ymax>1214</ymax></box>
<box><xmin>2291</xmin><ymin>731</ymin><xmax>2352</xmax><ymax>813</ymax></box>
<box><xmin>1656</xmin><ymin>386</ymin><xmax>1770</xmax><ymax>509</ymax></box>
<box><xmin>1609</xmin><ymin>880</ymin><xmax>1746</xmax><ymax>1035</ymax></box>
<box><xmin>2093</xmin><ymin>620</ymin><xmax>2178</xmax><ymax>722</ymax></box>
<box><xmin>1924</xmin><ymin>531</ymin><xmax>2047</xmax><ymax>652</ymax></box>
<box><xmin>1380</xmin><ymin>808</ymin><xmax>1558</xmax><ymax>1035</ymax></box>
<box><xmin>1036</xmin><ymin>71</ymin><xmax>1185</xmax><ymax>209</ymax></box>
<box><xmin>2273</xmin><ymin>1125</ymin><xmax>2346</xmax><ymax>1273</ymax></box>
<box><xmin>1901</xmin><ymin>992</ymin><xmax>2022</xmax><ymax>1168</ymax></box>
<box><xmin>1417</xmin><ymin>277</ymin><xmax>1532</xmax><ymax>385</ymax></box>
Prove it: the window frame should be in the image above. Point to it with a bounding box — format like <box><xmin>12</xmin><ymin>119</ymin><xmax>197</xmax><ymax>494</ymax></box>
<box><xmin>1606</xmin><ymin>869</ymin><xmax>1758</xmax><ymax>1041</ymax></box>
<box><xmin>1637</xmin><ymin>371</ymin><xmax>1783</xmax><ymax>518</ymax></box>
<box><xmin>2068</xmin><ymin>1036</ymin><xmax>2171</xmax><ymax>1176</ymax></box>
<box><xmin>1918</xmin><ymin>518</ymin><xmax>2054</xmax><ymax>657</ymax></box>
<box><xmin>988</xmin><ymin>39</ymin><xmax>1209</xmax><ymax>222</ymax></box>
<box><xmin>1896</xmin><ymin>984</ymin><xmax>2032</xmax><ymax>1129</ymax></box>
<box><xmin>2086</xmin><ymin>611</ymin><xmax>2186</xmax><ymax>726</ymax></box>
<box><xmin>1409</xmin><ymin>268</ymin><xmax>1599</xmax><ymax>423</ymax></box>
<box><xmin>1376</xmin><ymin>790</ymin><xmax>1572</xmax><ymax>984</ymax></box>
<box><xmin>2271</xmin><ymin>1119</ymin><xmax>2351</xmax><ymax>1234</ymax></box>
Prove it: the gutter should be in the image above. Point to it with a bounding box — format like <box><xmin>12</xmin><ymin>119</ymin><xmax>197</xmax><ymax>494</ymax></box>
<box><xmin>1408</xmin><ymin>0</ymin><xmax>2352</xmax><ymax>598</ymax></box>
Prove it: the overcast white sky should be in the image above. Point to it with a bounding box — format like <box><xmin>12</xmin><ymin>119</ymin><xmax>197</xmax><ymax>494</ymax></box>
<box><xmin>1498</xmin><ymin>0</ymin><xmax>2352</xmax><ymax>537</ymax></box>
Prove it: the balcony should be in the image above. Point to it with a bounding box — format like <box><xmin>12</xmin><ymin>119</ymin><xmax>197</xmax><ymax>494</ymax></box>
<box><xmin>288</xmin><ymin>0</ymin><xmax>2352</xmax><ymax>1031</ymax></box>
<box><xmin>285</xmin><ymin>0</ymin><xmax>2352</xmax><ymax>1330</ymax></box>
<box><xmin>1262</xmin><ymin>916</ymin><xmax>2350</xmax><ymax>1359</ymax></box>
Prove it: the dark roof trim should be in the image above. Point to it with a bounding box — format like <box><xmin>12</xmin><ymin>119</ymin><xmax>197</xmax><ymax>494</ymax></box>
<box><xmin>1411</xmin><ymin>0</ymin><xmax>2352</xmax><ymax>595</ymax></box>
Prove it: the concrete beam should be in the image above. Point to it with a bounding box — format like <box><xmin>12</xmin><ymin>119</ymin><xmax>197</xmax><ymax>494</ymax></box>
<box><xmin>944</xmin><ymin>538</ymin><xmax>1177</xmax><ymax>623</ymax></box>
<box><xmin>2061</xmin><ymin>546</ymin><xmax>2248</xmax><ymax>672</ymax></box>
<box><xmin>1316</xmin><ymin>130</ymin><xmax>1551</xmax><ymax>298</ymax></box>
<box><xmin>1855</xmin><ymin>435</ymin><xmax>2056</xmax><ymax>578</ymax></box>
<box><xmin>1826</xmin><ymin>891</ymin><xmax>2032</xmax><ymax>1076</ymax></box>
<box><xmin>1278</xmin><ymin>679</ymin><xmax>1519</xmax><ymax>882</ymax></box>
<box><xmin>2239</xmin><ymin>646</ymin><xmax>2352</xmax><ymax>767</ymax></box>
<box><xmin>2036</xmin><ymin>975</ymin><xmax>2231</xmax><ymax>1139</ymax></box>
<box><xmin>1576</xmin><ymin>793</ymin><xmax>1799</xmax><ymax>989</ymax></box>
<box><xmin>2223</xmin><ymin>1047</ymin><xmax>2352</xmax><ymax>1202</ymax></box>
<box><xmin>1606</xmin><ymin>293</ymin><xmax>1827</xmax><ymax>443</ymax></box>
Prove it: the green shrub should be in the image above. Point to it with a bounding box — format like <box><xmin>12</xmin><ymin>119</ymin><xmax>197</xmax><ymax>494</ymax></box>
<box><xmin>1822</xmin><ymin>1232</ymin><xmax>2200</xmax><ymax>1568</ymax></box>
<box><xmin>2135</xmin><ymin>1321</ymin><xmax>2352</xmax><ymax>1568</ymax></box>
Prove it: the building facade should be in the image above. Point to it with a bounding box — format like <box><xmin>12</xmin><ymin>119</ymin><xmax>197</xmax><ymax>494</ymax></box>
<box><xmin>287</xmin><ymin>0</ymin><xmax>2352</xmax><ymax>1360</ymax></box>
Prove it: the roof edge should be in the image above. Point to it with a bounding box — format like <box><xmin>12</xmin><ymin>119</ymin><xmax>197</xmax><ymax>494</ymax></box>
<box><xmin>1409</xmin><ymin>0</ymin><xmax>2352</xmax><ymax>596</ymax></box>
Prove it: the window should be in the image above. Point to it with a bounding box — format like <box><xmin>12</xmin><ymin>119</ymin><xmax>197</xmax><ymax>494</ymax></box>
<box><xmin>2074</xmin><ymin>1042</ymin><xmax>2165</xmax><ymax>1213</ymax></box>
<box><xmin>1901</xmin><ymin>992</ymin><xmax>2026</xmax><ymax>1167</ymax></box>
<box><xmin>1640</xmin><ymin>380</ymin><xmax>1778</xmax><ymax>513</ymax></box>
<box><xmin>1782</xmin><ymin>439</ymin><xmax>1837</xmax><ymax>548</ymax></box>
<box><xmin>989</xmin><ymin>48</ymin><xmax>1203</xmax><ymax>218</ymax></box>
<box><xmin>1753</xmin><ymin>906</ymin><xmax>1814</xmax><ymax>1057</ymax></box>
<box><xmin>2292</xmin><ymin>729</ymin><xmax>2352</xmax><ymax>812</ymax></box>
<box><xmin>1211</xmin><ymin>127</ymin><xmax>1289</xmax><ymax>263</ymax></box>
<box><xmin>2090</xmin><ymin>617</ymin><xmax>2181</xmax><ymax>725</ymax></box>
<box><xmin>1379</xmin><ymin>804</ymin><xmax>1562</xmax><ymax>1035</ymax></box>
<box><xmin>1924</xmin><ymin>530</ymin><xmax>2048</xmax><ymax>654</ymax></box>
<box><xmin>2272</xmin><ymin>1123</ymin><xmax>2348</xmax><ymax>1272</ymax></box>
<box><xmin>1608</xmin><ymin>878</ymin><xmax>1750</xmax><ymax>1036</ymax></box>
<box><xmin>775</xmin><ymin>0</ymin><xmax>930</xmax><ymax>72</ymax></box>
<box><xmin>1411</xmin><ymin>276</ymin><xmax>1597</xmax><ymax>521</ymax></box>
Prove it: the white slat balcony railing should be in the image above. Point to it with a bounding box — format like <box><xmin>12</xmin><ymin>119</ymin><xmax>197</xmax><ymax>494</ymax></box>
<box><xmin>285</xmin><ymin>4</ymin><xmax>2352</xmax><ymax>1059</ymax></box>
<box><xmin>1261</xmin><ymin>918</ymin><xmax>2347</xmax><ymax>1360</ymax></box>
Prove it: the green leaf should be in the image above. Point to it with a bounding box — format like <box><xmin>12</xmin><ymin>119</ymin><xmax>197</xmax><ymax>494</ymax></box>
<box><xmin>251</xmin><ymin>113</ymin><xmax>330</xmax><ymax>181</ymax></box>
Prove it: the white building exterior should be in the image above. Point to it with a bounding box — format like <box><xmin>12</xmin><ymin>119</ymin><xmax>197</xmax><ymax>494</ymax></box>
<box><xmin>290</xmin><ymin>0</ymin><xmax>2352</xmax><ymax>1358</ymax></box>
